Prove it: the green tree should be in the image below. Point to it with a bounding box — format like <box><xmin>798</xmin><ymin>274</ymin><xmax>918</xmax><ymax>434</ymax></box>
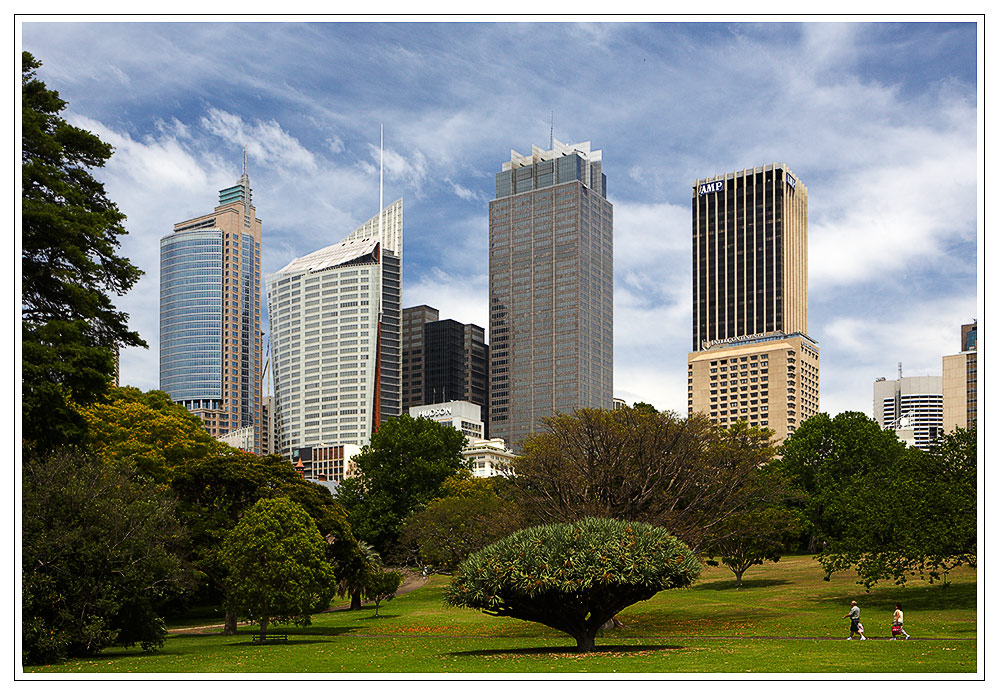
<box><xmin>220</xmin><ymin>498</ymin><xmax>336</xmax><ymax>641</ymax></box>
<box><xmin>444</xmin><ymin>517</ymin><xmax>701</xmax><ymax>652</ymax></box>
<box><xmin>815</xmin><ymin>427</ymin><xmax>976</xmax><ymax>589</ymax></box>
<box><xmin>399</xmin><ymin>476</ymin><xmax>524</xmax><ymax>571</ymax></box>
<box><xmin>336</xmin><ymin>541</ymin><xmax>382</xmax><ymax>611</ymax></box>
<box><xmin>79</xmin><ymin>386</ymin><xmax>221</xmax><ymax>482</ymax></box>
<box><xmin>22</xmin><ymin>447</ymin><xmax>188</xmax><ymax>665</ymax></box>
<box><xmin>363</xmin><ymin>570</ymin><xmax>404</xmax><ymax>617</ymax></box>
<box><xmin>22</xmin><ymin>52</ymin><xmax>145</xmax><ymax>448</ymax></box>
<box><xmin>773</xmin><ymin>411</ymin><xmax>907</xmax><ymax>552</ymax></box>
<box><xmin>171</xmin><ymin>449</ymin><xmax>358</xmax><ymax>633</ymax></box>
<box><xmin>335</xmin><ymin>414</ymin><xmax>469</xmax><ymax>555</ymax></box>
<box><xmin>512</xmin><ymin>408</ymin><xmax>774</xmax><ymax>552</ymax></box>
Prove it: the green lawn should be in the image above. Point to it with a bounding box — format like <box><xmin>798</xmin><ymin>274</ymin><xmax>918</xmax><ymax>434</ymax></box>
<box><xmin>25</xmin><ymin>555</ymin><xmax>977</xmax><ymax>674</ymax></box>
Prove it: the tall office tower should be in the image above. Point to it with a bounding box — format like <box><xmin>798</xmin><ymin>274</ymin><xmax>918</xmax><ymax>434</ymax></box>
<box><xmin>160</xmin><ymin>158</ymin><xmax>262</xmax><ymax>451</ymax></box>
<box><xmin>266</xmin><ymin>199</ymin><xmax>402</xmax><ymax>459</ymax></box>
<box><xmin>489</xmin><ymin>139</ymin><xmax>613</xmax><ymax>450</ymax></box>
<box><xmin>260</xmin><ymin>395</ymin><xmax>275</xmax><ymax>455</ymax></box>
<box><xmin>686</xmin><ymin>164</ymin><xmax>818</xmax><ymax>443</ymax></box>
<box><xmin>943</xmin><ymin>321</ymin><xmax>978</xmax><ymax>432</ymax></box>
<box><xmin>874</xmin><ymin>375</ymin><xmax>944</xmax><ymax>450</ymax></box>
<box><xmin>422</xmin><ymin>319</ymin><xmax>490</xmax><ymax>434</ymax></box>
<box><xmin>401</xmin><ymin>305</ymin><xmax>439</xmax><ymax>410</ymax></box>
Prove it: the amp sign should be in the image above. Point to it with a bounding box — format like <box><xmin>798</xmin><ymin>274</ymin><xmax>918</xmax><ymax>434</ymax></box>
<box><xmin>698</xmin><ymin>180</ymin><xmax>724</xmax><ymax>196</ymax></box>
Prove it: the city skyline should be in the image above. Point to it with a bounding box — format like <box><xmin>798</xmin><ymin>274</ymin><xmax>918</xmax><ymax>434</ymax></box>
<box><xmin>20</xmin><ymin>20</ymin><xmax>981</xmax><ymax>419</ymax></box>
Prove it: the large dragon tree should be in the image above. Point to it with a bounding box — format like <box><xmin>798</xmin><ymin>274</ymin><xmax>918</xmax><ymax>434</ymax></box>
<box><xmin>444</xmin><ymin>517</ymin><xmax>700</xmax><ymax>652</ymax></box>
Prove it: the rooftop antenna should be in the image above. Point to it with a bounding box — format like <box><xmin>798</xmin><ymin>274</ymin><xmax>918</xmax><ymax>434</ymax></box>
<box><xmin>242</xmin><ymin>145</ymin><xmax>247</xmax><ymax>175</ymax></box>
<box><xmin>898</xmin><ymin>361</ymin><xmax>903</xmax><ymax>379</ymax></box>
<box><xmin>549</xmin><ymin>111</ymin><xmax>553</xmax><ymax>149</ymax></box>
<box><xmin>379</xmin><ymin>124</ymin><xmax>384</xmax><ymax>241</ymax></box>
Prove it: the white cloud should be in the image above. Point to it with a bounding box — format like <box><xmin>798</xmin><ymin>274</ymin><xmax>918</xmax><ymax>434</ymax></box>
<box><xmin>404</xmin><ymin>269</ymin><xmax>489</xmax><ymax>334</ymax></box>
<box><xmin>201</xmin><ymin>108</ymin><xmax>317</xmax><ymax>172</ymax></box>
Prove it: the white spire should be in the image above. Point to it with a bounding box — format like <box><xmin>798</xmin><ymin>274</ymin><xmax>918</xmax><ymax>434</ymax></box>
<box><xmin>379</xmin><ymin>124</ymin><xmax>384</xmax><ymax>243</ymax></box>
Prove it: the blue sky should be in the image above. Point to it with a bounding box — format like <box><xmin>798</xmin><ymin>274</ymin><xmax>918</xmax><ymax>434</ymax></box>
<box><xmin>21</xmin><ymin>20</ymin><xmax>981</xmax><ymax>418</ymax></box>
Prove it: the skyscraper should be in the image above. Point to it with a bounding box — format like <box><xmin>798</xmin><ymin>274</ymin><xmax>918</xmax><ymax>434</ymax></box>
<box><xmin>686</xmin><ymin>163</ymin><xmax>818</xmax><ymax>443</ymax></box>
<box><xmin>401</xmin><ymin>305</ymin><xmax>439</xmax><ymax>410</ymax></box>
<box><xmin>266</xmin><ymin>199</ymin><xmax>402</xmax><ymax>459</ymax></box>
<box><xmin>160</xmin><ymin>157</ymin><xmax>262</xmax><ymax>450</ymax></box>
<box><xmin>489</xmin><ymin>139</ymin><xmax>613</xmax><ymax>449</ymax></box>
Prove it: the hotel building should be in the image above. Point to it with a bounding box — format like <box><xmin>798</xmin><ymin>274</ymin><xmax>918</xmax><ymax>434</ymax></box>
<box><xmin>687</xmin><ymin>163</ymin><xmax>818</xmax><ymax>442</ymax></box>
<box><xmin>266</xmin><ymin>200</ymin><xmax>403</xmax><ymax>458</ymax></box>
<box><xmin>489</xmin><ymin>139</ymin><xmax>613</xmax><ymax>450</ymax></box>
<box><xmin>160</xmin><ymin>159</ymin><xmax>262</xmax><ymax>450</ymax></box>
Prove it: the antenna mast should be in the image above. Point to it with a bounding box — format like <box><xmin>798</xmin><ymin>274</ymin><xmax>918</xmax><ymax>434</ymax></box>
<box><xmin>379</xmin><ymin>124</ymin><xmax>384</xmax><ymax>241</ymax></box>
<box><xmin>549</xmin><ymin>111</ymin><xmax>553</xmax><ymax>149</ymax></box>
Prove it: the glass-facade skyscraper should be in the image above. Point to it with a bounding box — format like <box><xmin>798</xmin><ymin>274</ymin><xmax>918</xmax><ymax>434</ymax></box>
<box><xmin>266</xmin><ymin>200</ymin><xmax>402</xmax><ymax>461</ymax></box>
<box><xmin>160</xmin><ymin>161</ymin><xmax>262</xmax><ymax>451</ymax></box>
<box><xmin>488</xmin><ymin>139</ymin><xmax>613</xmax><ymax>450</ymax></box>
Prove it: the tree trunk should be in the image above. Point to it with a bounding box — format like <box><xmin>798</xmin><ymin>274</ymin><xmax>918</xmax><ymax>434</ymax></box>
<box><xmin>259</xmin><ymin>615</ymin><xmax>269</xmax><ymax>641</ymax></box>
<box><xmin>735</xmin><ymin>570</ymin><xmax>744</xmax><ymax>588</ymax></box>
<box><xmin>373</xmin><ymin>600</ymin><xmax>381</xmax><ymax>617</ymax></box>
<box><xmin>574</xmin><ymin>631</ymin><xmax>596</xmax><ymax>653</ymax></box>
<box><xmin>350</xmin><ymin>590</ymin><xmax>362</xmax><ymax>610</ymax></box>
<box><xmin>224</xmin><ymin>609</ymin><xmax>238</xmax><ymax>636</ymax></box>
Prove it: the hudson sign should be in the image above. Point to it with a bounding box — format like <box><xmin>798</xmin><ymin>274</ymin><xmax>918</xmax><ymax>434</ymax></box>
<box><xmin>698</xmin><ymin>180</ymin><xmax>724</xmax><ymax>196</ymax></box>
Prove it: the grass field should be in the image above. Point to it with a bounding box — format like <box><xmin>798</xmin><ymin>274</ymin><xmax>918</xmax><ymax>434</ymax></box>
<box><xmin>24</xmin><ymin>555</ymin><xmax>978</xmax><ymax>674</ymax></box>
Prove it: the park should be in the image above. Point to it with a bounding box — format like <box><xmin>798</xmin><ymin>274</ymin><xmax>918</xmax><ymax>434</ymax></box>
<box><xmin>24</xmin><ymin>555</ymin><xmax>976</xmax><ymax>674</ymax></box>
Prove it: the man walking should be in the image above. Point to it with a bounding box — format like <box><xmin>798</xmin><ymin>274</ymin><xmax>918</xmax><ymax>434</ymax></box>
<box><xmin>891</xmin><ymin>603</ymin><xmax>911</xmax><ymax>640</ymax></box>
<box><xmin>843</xmin><ymin>600</ymin><xmax>866</xmax><ymax>640</ymax></box>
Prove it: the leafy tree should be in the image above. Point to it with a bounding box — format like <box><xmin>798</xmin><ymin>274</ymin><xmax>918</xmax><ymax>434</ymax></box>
<box><xmin>336</xmin><ymin>541</ymin><xmax>382</xmax><ymax>611</ymax></box>
<box><xmin>79</xmin><ymin>386</ymin><xmax>222</xmax><ymax>482</ymax></box>
<box><xmin>22</xmin><ymin>447</ymin><xmax>188</xmax><ymax>665</ymax></box>
<box><xmin>171</xmin><ymin>449</ymin><xmax>358</xmax><ymax>633</ymax></box>
<box><xmin>335</xmin><ymin>414</ymin><xmax>470</xmax><ymax>555</ymax></box>
<box><xmin>773</xmin><ymin>411</ymin><xmax>908</xmax><ymax>552</ymax></box>
<box><xmin>444</xmin><ymin>517</ymin><xmax>701</xmax><ymax>652</ymax></box>
<box><xmin>815</xmin><ymin>427</ymin><xmax>976</xmax><ymax>589</ymax></box>
<box><xmin>363</xmin><ymin>570</ymin><xmax>404</xmax><ymax>617</ymax></box>
<box><xmin>511</xmin><ymin>408</ymin><xmax>774</xmax><ymax>552</ymax></box>
<box><xmin>399</xmin><ymin>476</ymin><xmax>524</xmax><ymax>571</ymax></box>
<box><xmin>22</xmin><ymin>52</ymin><xmax>144</xmax><ymax>448</ymax></box>
<box><xmin>220</xmin><ymin>498</ymin><xmax>336</xmax><ymax>641</ymax></box>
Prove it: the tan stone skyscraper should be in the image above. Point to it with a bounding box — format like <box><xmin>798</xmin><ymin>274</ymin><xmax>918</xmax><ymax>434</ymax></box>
<box><xmin>943</xmin><ymin>321</ymin><xmax>978</xmax><ymax>432</ymax></box>
<box><xmin>687</xmin><ymin>163</ymin><xmax>818</xmax><ymax>443</ymax></box>
<box><xmin>160</xmin><ymin>155</ymin><xmax>262</xmax><ymax>451</ymax></box>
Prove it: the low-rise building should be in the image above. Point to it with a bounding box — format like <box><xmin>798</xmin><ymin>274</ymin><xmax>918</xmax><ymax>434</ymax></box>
<box><xmin>463</xmin><ymin>437</ymin><xmax>516</xmax><ymax>478</ymax></box>
<box><xmin>409</xmin><ymin>400</ymin><xmax>485</xmax><ymax>440</ymax></box>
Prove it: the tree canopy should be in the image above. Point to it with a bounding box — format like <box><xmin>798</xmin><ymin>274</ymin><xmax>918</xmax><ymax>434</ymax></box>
<box><xmin>445</xmin><ymin>517</ymin><xmax>701</xmax><ymax>652</ymax></box>
<box><xmin>813</xmin><ymin>427</ymin><xmax>977</xmax><ymax>589</ymax></box>
<box><xmin>398</xmin><ymin>476</ymin><xmax>524</xmax><ymax>571</ymax></box>
<box><xmin>511</xmin><ymin>407</ymin><xmax>775</xmax><ymax>552</ymax></box>
<box><xmin>22</xmin><ymin>52</ymin><xmax>144</xmax><ymax>448</ymax></box>
<box><xmin>220</xmin><ymin>497</ymin><xmax>336</xmax><ymax>640</ymax></box>
<box><xmin>22</xmin><ymin>447</ymin><xmax>188</xmax><ymax>665</ymax></box>
<box><xmin>335</xmin><ymin>414</ymin><xmax>470</xmax><ymax>556</ymax></box>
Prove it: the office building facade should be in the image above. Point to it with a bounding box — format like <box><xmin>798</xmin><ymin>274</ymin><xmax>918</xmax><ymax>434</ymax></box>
<box><xmin>687</xmin><ymin>163</ymin><xmax>817</xmax><ymax>443</ymax></box>
<box><xmin>401</xmin><ymin>305</ymin><xmax>439</xmax><ymax>410</ymax></box>
<box><xmin>489</xmin><ymin>139</ymin><xmax>613</xmax><ymax>449</ymax></box>
<box><xmin>266</xmin><ymin>200</ymin><xmax>402</xmax><ymax>458</ymax></box>
<box><xmin>160</xmin><ymin>161</ymin><xmax>262</xmax><ymax>450</ymax></box>
<box><xmin>874</xmin><ymin>375</ymin><xmax>944</xmax><ymax>450</ymax></box>
<box><xmin>943</xmin><ymin>321</ymin><xmax>978</xmax><ymax>432</ymax></box>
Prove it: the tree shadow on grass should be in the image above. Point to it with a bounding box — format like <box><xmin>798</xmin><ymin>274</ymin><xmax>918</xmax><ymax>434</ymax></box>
<box><xmin>449</xmin><ymin>644</ymin><xmax>685</xmax><ymax>657</ymax></box>
<box><xmin>693</xmin><ymin>578</ymin><xmax>791</xmax><ymax>591</ymax></box>
<box><xmin>815</xmin><ymin>581</ymin><xmax>976</xmax><ymax>612</ymax></box>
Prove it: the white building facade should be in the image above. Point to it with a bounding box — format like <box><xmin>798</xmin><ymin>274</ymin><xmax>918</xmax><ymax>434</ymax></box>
<box><xmin>266</xmin><ymin>200</ymin><xmax>402</xmax><ymax>458</ymax></box>
<box><xmin>462</xmin><ymin>438</ymin><xmax>517</xmax><ymax>478</ymax></box>
<box><xmin>873</xmin><ymin>375</ymin><xmax>943</xmax><ymax>451</ymax></box>
<box><xmin>409</xmin><ymin>400</ymin><xmax>485</xmax><ymax>440</ymax></box>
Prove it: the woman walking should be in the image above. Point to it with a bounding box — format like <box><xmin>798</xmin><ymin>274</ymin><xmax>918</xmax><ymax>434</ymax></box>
<box><xmin>891</xmin><ymin>603</ymin><xmax>911</xmax><ymax>640</ymax></box>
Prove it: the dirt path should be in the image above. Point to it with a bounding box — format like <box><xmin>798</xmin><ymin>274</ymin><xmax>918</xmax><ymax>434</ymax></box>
<box><xmin>169</xmin><ymin>571</ymin><xmax>430</xmax><ymax>635</ymax></box>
